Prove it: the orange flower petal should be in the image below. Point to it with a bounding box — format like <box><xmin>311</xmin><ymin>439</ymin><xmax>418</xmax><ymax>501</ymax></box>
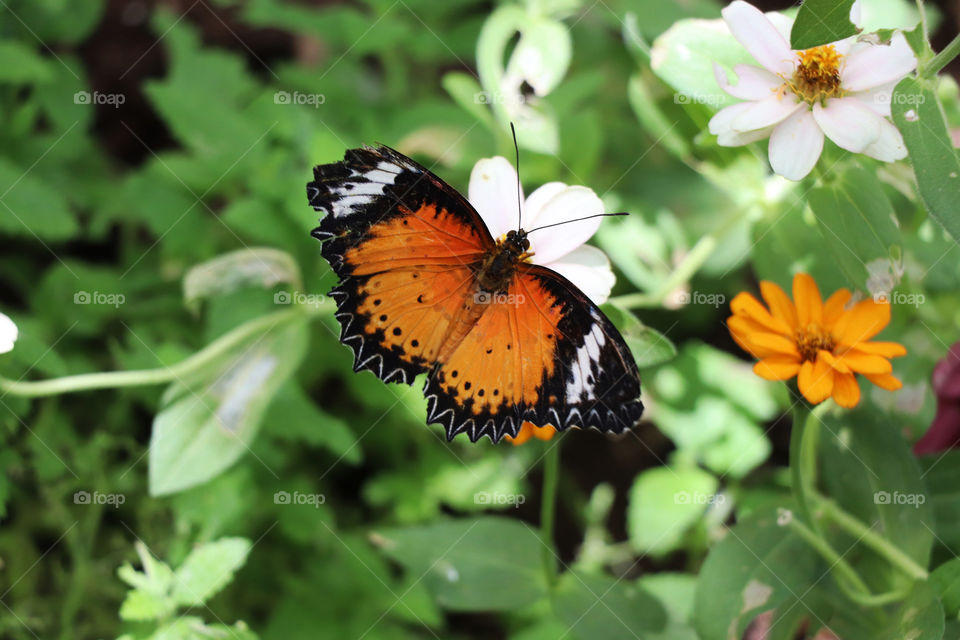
<box><xmin>798</xmin><ymin>356</ymin><xmax>834</xmax><ymax>404</ymax></box>
<box><xmin>837</xmin><ymin>350</ymin><xmax>893</xmax><ymax>375</ymax></box>
<box><xmin>753</xmin><ymin>357</ymin><xmax>802</xmax><ymax>380</ymax></box>
<box><xmin>728</xmin><ymin>316</ymin><xmax>798</xmax><ymax>359</ymax></box>
<box><xmin>760</xmin><ymin>280</ymin><xmax>798</xmax><ymax>330</ymax></box>
<box><xmin>864</xmin><ymin>372</ymin><xmax>903</xmax><ymax>391</ymax></box>
<box><xmin>793</xmin><ymin>273</ymin><xmax>823</xmax><ymax>325</ymax></box>
<box><xmin>854</xmin><ymin>341</ymin><xmax>907</xmax><ymax>358</ymax></box>
<box><xmin>823</xmin><ymin>288</ymin><xmax>852</xmax><ymax>327</ymax></box>
<box><xmin>833</xmin><ymin>299</ymin><xmax>891</xmax><ymax>346</ymax></box>
<box><xmin>749</xmin><ymin>332</ymin><xmax>801</xmax><ymax>358</ymax></box>
<box><xmin>819</xmin><ymin>350</ymin><xmax>851</xmax><ymax>374</ymax></box>
<box><xmin>832</xmin><ymin>372</ymin><xmax>861</xmax><ymax>408</ymax></box>
<box><xmin>731</xmin><ymin>292</ymin><xmax>792</xmax><ymax>335</ymax></box>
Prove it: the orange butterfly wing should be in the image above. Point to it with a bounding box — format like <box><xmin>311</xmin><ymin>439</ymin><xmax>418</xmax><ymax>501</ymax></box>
<box><xmin>425</xmin><ymin>265</ymin><xmax>644</xmax><ymax>442</ymax></box>
<box><xmin>308</xmin><ymin>146</ymin><xmax>494</xmax><ymax>383</ymax></box>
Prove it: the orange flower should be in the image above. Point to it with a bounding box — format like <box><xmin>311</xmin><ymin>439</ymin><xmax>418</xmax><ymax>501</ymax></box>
<box><xmin>505</xmin><ymin>421</ymin><xmax>557</xmax><ymax>445</ymax></box>
<box><xmin>728</xmin><ymin>273</ymin><xmax>905</xmax><ymax>408</ymax></box>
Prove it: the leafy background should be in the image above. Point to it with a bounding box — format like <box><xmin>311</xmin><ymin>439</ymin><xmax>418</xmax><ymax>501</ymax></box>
<box><xmin>1</xmin><ymin>0</ymin><xmax>959</xmax><ymax>638</ymax></box>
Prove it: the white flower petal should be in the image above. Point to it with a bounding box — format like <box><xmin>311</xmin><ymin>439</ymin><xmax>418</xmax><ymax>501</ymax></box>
<box><xmin>812</xmin><ymin>97</ymin><xmax>882</xmax><ymax>152</ymax></box>
<box><xmin>0</xmin><ymin>312</ymin><xmax>18</xmax><ymax>354</ymax></box>
<box><xmin>841</xmin><ymin>31</ymin><xmax>917</xmax><ymax>92</ymax></box>
<box><xmin>713</xmin><ymin>62</ymin><xmax>782</xmax><ymax>100</ymax></box>
<box><xmin>861</xmin><ymin>117</ymin><xmax>908</xmax><ymax>162</ymax></box>
<box><xmin>850</xmin><ymin>0</ymin><xmax>862</xmax><ymax>29</ymax></box>
<box><xmin>525</xmin><ymin>186</ymin><xmax>603</xmax><ymax>264</ymax></box>
<box><xmin>832</xmin><ymin>35</ymin><xmax>859</xmax><ymax>57</ymax></box>
<box><xmin>768</xmin><ymin>108</ymin><xmax>824</xmax><ymax>180</ymax></box>
<box><xmin>468</xmin><ymin>156</ymin><xmax>523</xmax><ymax>240</ymax></box>
<box><xmin>722</xmin><ymin>1</ymin><xmax>794</xmax><ymax>76</ymax></box>
<box><xmin>522</xmin><ymin>181</ymin><xmax>567</xmax><ymax>229</ymax></box>
<box><xmin>732</xmin><ymin>93</ymin><xmax>802</xmax><ymax>132</ymax></box>
<box><xmin>718</xmin><ymin>125</ymin><xmax>775</xmax><ymax>146</ymax></box>
<box><xmin>850</xmin><ymin>80</ymin><xmax>899</xmax><ymax>117</ymax></box>
<box><xmin>766</xmin><ymin>11</ymin><xmax>794</xmax><ymax>43</ymax></box>
<box><xmin>709</xmin><ymin>102</ymin><xmax>754</xmax><ymax>136</ymax></box>
<box><xmin>542</xmin><ymin>244</ymin><xmax>616</xmax><ymax>305</ymax></box>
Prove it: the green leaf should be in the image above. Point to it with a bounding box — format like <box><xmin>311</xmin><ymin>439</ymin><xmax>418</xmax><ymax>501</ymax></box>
<box><xmin>172</xmin><ymin>537</ymin><xmax>252</xmax><ymax>606</ymax></box>
<box><xmin>149</xmin><ymin>318</ymin><xmax>308</xmax><ymax>496</ymax></box>
<box><xmin>602</xmin><ymin>302</ymin><xmax>677</xmax><ymax>368</ymax></box>
<box><xmin>807</xmin><ymin>164</ymin><xmax>902</xmax><ymax>288</ymax></box>
<box><xmin>693</xmin><ymin>509</ymin><xmax>819</xmax><ymax>640</ymax></box>
<box><xmin>930</xmin><ymin>557</ymin><xmax>960</xmax><ymax>618</ymax></box>
<box><xmin>637</xmin><ymin>573</ymin><xmax>700</xmax><ymax>640</ymax></box>
<box><xmin>0</xmin><ymin>158</ymin><xmax>78</xmax><ymax>240</ymax></box>
<box><xmin>919</xmin><ymin>451</ymin><xmax>960</xmax><ymax>552</ymax></box>
<box><xmin>0</xmin><ymin>40</ymin><xmax>55</xmax><ymax>83</ymax></box>
<box><xmin>820</xmin><ymin>409</ymin><xmax>933</xmax><ymax>588</ymax></box>
<box><xmin>118</xmin><ymin>587</ymin><xmax>176</xmax><ymax>622</ymax></box>
<box><xmin>374</xmin><ymin>516</ymin><xmax>548</xmax><ymax>612</ymax></box>
<box><xmin>791</xmin><ymin>0</ymin><xmax>859</xmax><ymax>50</ymax></box>
<box><xmin>627</xmin><ymin>466</ymin><xmax>719</xmax><ymax>556</ymax></box>
<box><xmin>892</xmin><ymin>76</ymin><xmax>960</xmax><ymax>243</ymax></box>
<box><xmin>442</xmin><ymin>72</ymin><xmax>495</xmax><ymax>130</ymax></box>
<box><xmin>552</xmin><ymin>571</ymin><xmax>667</xmax><ymax>640</ymax></box>
<box><xmin>627</xmin><ymin>73</ymin><xmax>691</xmax><ymax>160</ymax></box>
<box><xmin>183</xmin><ymin>247</ymin><xmax>302</xmax><ymax>310</ymax></box>
<box><xmin>650</xmin><ymin>17</ymin><xmax>756</xmax><ymax>111</ymax></box>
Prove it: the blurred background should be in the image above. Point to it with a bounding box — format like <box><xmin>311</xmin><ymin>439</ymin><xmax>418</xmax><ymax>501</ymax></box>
<box><xmin>1</xmin><ymin>0</ymin><xmax>959</xmax><ymax>638</ymax></box>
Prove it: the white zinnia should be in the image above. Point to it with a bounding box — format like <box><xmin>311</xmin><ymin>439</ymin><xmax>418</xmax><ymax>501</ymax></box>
<box><xmin>0</xmin><ymin>312</ymin><xmax>18</xmax><ymax>354</ymax></box>
<box><xmin>709</xmin><ymin>0</ymin><xmax>917</xmax><ymax>180</ymax></box>
<box><xmin>468</xmin><ymin>156</ymin><xmax>616</xmax><ymax>304</ymax></box>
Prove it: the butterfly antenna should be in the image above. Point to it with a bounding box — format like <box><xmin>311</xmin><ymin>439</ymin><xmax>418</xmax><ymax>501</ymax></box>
<box><xmin>510</xmin><ymin>122</ymin><xmax>522</xmax><ymax>232</ymax></box>
<box><xmin>526</xmin><ymin>212</ymin><xmax>629</xmax><ymax>235</ymax></box>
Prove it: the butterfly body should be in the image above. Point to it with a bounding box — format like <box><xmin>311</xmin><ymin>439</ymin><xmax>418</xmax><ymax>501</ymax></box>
<box><xmin>307</xmin><ymin>145</ymin><xmax>644</xmax><ymax>443</ymax></box>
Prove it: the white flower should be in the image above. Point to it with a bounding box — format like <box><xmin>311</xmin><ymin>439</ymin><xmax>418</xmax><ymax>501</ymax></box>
<box><xmin>0</xmin><ymin>312</ymin><xmax>18</xmax><ymax>354</ymax></box>
<box><xmin>709</xmin><ymin>0</ymin><xmax>917</xmax><ymax>180</ymax></box>
<box><xmin>468</xmin><ymin>156</ymin><xmax>616</xmax><ymax>304</ymax></box>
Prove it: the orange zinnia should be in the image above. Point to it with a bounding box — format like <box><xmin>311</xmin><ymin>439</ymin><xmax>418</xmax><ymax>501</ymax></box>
<box><xmin>728</xmin><ymin>273</ymin><xmax>905</xmax><ymax>408</ymax></box>
<box><xmin>506</xmin><ymin>422</ymin><xmax>557</xmax><ymax>445</ymax></box>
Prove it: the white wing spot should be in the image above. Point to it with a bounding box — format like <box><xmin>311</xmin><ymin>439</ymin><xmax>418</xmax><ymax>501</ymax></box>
<box><xmin>565</xmin><ymin>323</ymin><xmax>605</xmax><ymax>403</ymax></box>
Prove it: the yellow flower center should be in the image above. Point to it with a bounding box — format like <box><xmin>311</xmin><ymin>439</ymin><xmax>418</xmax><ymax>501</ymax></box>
<box><xmin>795</xmin><ymin>323</ymin><xmax>836</xmax><ymax>362</ymax></box>
<box><xmin>786</xmin><ymin>45</ymin><xmax>845</xmax><ymax>104</ymax></box>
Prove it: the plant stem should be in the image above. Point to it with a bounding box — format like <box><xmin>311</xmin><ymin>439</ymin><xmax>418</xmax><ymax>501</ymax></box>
<box><xmin>816</xmin><ymin>497</ymin><xmax>929</xmax><ymax>581</ymax></box>
<box><xmin>540</xmin><ymin>442</ymin><xmax>561</xmax><ymax>587</ymax></box>
<box><xmin>0</xmin><ymin>307</ymin><xmax>308</xmax><ymax>397</ymax></box>
<box><xmin>922</xmin><ymin>33</ymin><xmax>960</xmax><ymax>79</ymax></box>
<box><xmin>611</xmin><ymin>233</ymin><xmax>718</xmax><ymax>309</ymax></box>
<box><xmin>789</xmin><ymin>402</ymin><xmax>815</xmax><ymax>524</ymax></box>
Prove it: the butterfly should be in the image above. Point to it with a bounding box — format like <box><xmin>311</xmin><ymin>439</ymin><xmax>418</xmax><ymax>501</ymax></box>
<box><xmin>306</xmin><ymin>145</ymin><xmax>643</xmax><ymax>443</ymax></box>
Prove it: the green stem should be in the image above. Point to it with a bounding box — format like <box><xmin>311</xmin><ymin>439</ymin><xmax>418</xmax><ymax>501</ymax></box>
<box><xmin>0</xmin><ymin>306</ymin><xmax>311</xmax><ymax>397</ymax></box>
<box><xmin>540</xmin><ymin>442</ymin><xmax>561</xmax><ymax>587</ymax></box>
<box><xmin>921</xmin><ymin>32</ymin><xmax>960</xmax><ymax>79</ymax></box>
<box><xmin>816</xmin><ymin>497</ymin><xmax>929</xmax><ymax>581</ymax></box>
<box><xmin>785</xmin><ymin>511</ymin><xmax>871</xmax><ymax>595</ymax></box>
<box><xmin>611</xmin><ymin>233</ymin><xmax>718</xmax><ymax>309</ymax></box>
<box><xmin>789</xmin><ymin>402</ymin><xmax>815</xmax><ymax>524</ymax></box>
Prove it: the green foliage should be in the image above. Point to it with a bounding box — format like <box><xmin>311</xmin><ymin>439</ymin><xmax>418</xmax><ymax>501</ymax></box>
<box><xmin>791</xmin><ymin>0</ymin><xmax>860</xmax><ymax>49</ymax></box>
